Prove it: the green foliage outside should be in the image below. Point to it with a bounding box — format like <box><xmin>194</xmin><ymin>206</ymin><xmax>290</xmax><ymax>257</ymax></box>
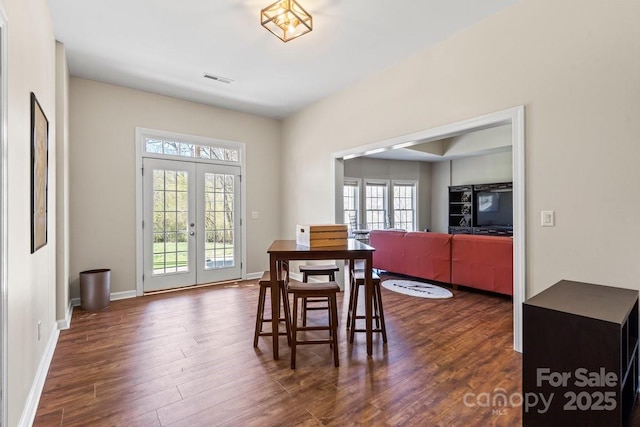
<box><xmin>151</xmin><ymin>169</ymin><xmax>236</xmax><ymax>270</ymax></box>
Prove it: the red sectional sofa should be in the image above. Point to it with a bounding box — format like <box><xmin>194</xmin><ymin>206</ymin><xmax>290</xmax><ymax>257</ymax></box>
<box><xmin>451</xmin><ymin>234</ymin><xmax>513</xmax><ymax>295</ymax></box>
<box><xmin>369</xmin><ymin>230</ymin><xmax>513</xmax><ymax>296</ymax></box>
<box><xmin>370</xmin><ymin>230</ymin><xmax>406</xmax><ymax>274</ymax></box>
<box><xmin>403</xmin><ymin>232</ymin><xmax>452</xmax><ymax>283</ymax></box>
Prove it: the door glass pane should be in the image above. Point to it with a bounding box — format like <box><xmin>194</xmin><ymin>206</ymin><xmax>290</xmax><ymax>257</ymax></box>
<box><xmin>152</xmin><ymin>169</ymin><xmax>190</xmax><ymax>275</ymax></box>
<box><xmin>204</xmin><ymin>172</ymin><xmax>235</xmax><ymax>270</ymax></box>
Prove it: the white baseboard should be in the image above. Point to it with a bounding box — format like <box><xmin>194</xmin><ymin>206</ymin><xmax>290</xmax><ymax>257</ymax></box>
<box><xmin>111</xmin><ymin>290</ymin><xmax>136</xmax><ymax>301</ymax></box>
<box><xmin>70</xmin><ymin>289</ymin><xmax>136</xmax><ymax>311</ymax></box>
<box><xmin>246</xmin><ymin>271</ymin><xmax>263</xmax><ymax>280</ymax></box>
<box><xmin>247</xmin><ymin>271</ymin><xmax>306</xmax><ymax>281</ymax></box>
<box><xmin>18</xmin><ymin>323</ymin><xmax>59</xmax><ymax>427</ymax></box>
<box><xmin>56</xmin><ymin>299</ymin><xmax>75</xmax><ymax>330</ymax></box>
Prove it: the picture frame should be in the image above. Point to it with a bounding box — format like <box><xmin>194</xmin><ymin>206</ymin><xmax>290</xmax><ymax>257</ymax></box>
<box><xmin>31</xmin><ymin>92</ymin><xmax>48</xmax><ymax>253</ymax></box>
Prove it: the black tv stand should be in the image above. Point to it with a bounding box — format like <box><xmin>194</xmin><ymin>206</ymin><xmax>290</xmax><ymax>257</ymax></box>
<box><xmin>448</xmin><ymin>182</ymin><xmax>513</xmax><ymax>237</ymax></box>
<box><xmin>472</xmin><ymin>225</ymin><xmax>513</xmax><ymax>236</ymax></box>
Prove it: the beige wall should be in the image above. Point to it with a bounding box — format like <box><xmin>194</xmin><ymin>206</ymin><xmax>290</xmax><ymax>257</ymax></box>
<box><xmin>451</xmin><ymin>151</ymin><xmax>512</xmax><ymax>186</ymax></box>
<box><xmin>446</xmin><ymin>124</ymin><xmax>511</xmax><ymax>156</ymax></box>
<box><xmin>3</xmin><ymin>0</ymin><xmax>58</xmax><ymax>425</ymax></box>
<box><xmin>283</xmin><ymin>0</ymin><xmax>640</xmax><ymax>297</ymax></box>
<box><xmin>69</xmin><ymin>78</ymin><xmax>282</xmax><ymax>297</ymax></box>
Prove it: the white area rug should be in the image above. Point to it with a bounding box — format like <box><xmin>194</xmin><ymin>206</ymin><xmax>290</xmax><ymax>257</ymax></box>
<box><xmin>381</xmin><ymin>279</ymin><xmax>453</xmax><ymax>299</ymax></box>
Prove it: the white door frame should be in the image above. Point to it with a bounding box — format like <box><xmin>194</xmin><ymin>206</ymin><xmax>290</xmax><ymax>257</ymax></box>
<box><xmin>135</xmin><ymin>128</ymin><xmax>247</xmax><ymax>296</ymax></box>
<box><xmin>332</xmin><ymin>106</ymin><xmax>526</xmax><ymax>352</ymax></box>
<box><xmin>0</xmin><ymin>4</ymin><xmax>8</xmax><ymax>425</ymax></box>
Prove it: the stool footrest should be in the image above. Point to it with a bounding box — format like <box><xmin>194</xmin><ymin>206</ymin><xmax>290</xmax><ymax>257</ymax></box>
<box><xmin>295</xmin><ymin>339</ymin><xmax>334</xmax><ymax>345</ymax></box>
<box><xmin>295</xmin><ymin>325</ymin><xmax>332</xmax><ymax>332</ymax></box>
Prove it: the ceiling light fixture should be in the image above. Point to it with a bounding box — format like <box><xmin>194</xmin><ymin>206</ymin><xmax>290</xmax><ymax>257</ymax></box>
<box><xmin>260</xmin><ymin>0</ymin><xmax>312</xmax><ymax>43</ymax></box>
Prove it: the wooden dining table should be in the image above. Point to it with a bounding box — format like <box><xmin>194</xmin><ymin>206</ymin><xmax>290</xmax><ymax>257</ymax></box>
<box><xmin>267</xmin><ymin>239</ymin><xmax>376</xmax><ymax>360</ymax></box>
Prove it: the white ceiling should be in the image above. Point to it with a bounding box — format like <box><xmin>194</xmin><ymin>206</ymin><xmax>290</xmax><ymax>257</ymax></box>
<box><xmin>49</xmin><ymin>0</ymin><xmax>519</xmax><ymax>119</ymax></box>
<box><xmin>361</xmin><ymin>124</ymin><xmax>513</xmax><ymax>162</ymax></box>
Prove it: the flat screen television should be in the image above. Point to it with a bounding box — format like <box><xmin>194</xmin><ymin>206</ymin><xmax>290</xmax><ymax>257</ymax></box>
<box><xmin>475</xmin><ymin>190</ymin><xmax>513</xmax><ymax>227</ymax></box>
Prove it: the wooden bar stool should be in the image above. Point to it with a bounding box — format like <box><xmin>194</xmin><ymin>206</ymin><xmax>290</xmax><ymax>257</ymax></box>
<box><xmin>347</xmin><ymin>269</ymin><xmax>387</xmax><ymax>344</ymax></box>
<box><xmin>253</xmin><ymin>271</ymin><xmax>292</xmax><ymax>348</ymax></box>
<box><xmin>298</xmin><ymin>264</ymin><xmax>340</xmax><ymax>326</ymax></box>
<box><xmin>289</xmin><ymin>281</ymin><xmax>340</xmax><ymax>369</ymax></box>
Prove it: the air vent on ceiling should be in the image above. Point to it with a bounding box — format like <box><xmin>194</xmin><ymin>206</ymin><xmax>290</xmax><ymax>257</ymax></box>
<box><xmin>203</xmin><ymin>73</ymin><xmax>234</xmax><ymax>84</ymax></box>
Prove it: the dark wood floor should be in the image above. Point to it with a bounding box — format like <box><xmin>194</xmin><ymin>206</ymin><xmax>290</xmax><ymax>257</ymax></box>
<box><xmin>34</xmin><ymin>274</ymin><xmax>524</xmax><ymax>426</ymax></box>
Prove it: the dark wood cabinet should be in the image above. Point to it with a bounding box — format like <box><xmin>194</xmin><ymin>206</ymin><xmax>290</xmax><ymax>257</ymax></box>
<box><xmin>523</xmin><ymin>280</ymin><xmax>638</xmax><ymax>426</ymax></box>
<box><xmin>448</xmin><ymin>182</ymin><xmax>513</xmax><ymax>236</ymax></box>
<box><xmin>448</xmin><ymin>185</ymin><xmax>473</xmax><ymax>234</ymax></box>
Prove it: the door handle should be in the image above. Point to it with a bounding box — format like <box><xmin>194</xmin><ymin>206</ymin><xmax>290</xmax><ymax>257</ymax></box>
<box><xmin>189</xmin><ymin>231</ymin><xmax>195</xmax><ymax>236</ymax></box>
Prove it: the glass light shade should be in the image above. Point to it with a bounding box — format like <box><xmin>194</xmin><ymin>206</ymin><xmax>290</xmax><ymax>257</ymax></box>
<box><xmin>261</xmin><ymin>0</ymin><xmax>312</xmax><ymax>42</ymax></box>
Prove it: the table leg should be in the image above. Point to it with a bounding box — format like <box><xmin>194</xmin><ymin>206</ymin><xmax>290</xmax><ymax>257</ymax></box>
<box><xmin>269</xmin><ymin>256</ymin><xmax>280</xmax><ymax>360</ymax></box>
<box><xmin>365</xmin><ymin>255</ymin><xmax>373</xmax><ymax>356</ymax></box>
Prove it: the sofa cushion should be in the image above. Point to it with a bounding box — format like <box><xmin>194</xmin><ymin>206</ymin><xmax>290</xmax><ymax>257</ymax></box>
<box><xmin>369</xmin><ymin>230</ymin><xmax>406</xmax><ymax>274</ymax></box>
<box><xmin>403</xmin><ymin>232</ymin><xmax>452</xmax><ymax>283</ymax></box>
<box><xmin>451</xmin><ymin>234</ymin><xmax>513</xmax><ymax>295</ymax></box>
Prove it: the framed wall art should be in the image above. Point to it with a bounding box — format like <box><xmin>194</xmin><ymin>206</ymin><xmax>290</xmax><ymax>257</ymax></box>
<box><xmin>30</xmin><ymin>92</ymin><xmax>48</xmax><ymax>253</ymax></box>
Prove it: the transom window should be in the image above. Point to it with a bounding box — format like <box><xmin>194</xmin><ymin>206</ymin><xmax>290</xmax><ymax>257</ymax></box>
<box><xmin>145</xmin><ymin>137</ymin><xmax>239</xmax><ymax>163</ymax></box>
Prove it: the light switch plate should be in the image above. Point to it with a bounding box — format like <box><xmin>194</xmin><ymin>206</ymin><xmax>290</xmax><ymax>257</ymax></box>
<box><xmin>251</xmin><ymin>211</ymin><xmax>259</xmax><ymax>219</ymax></box>
<box><xmin>541</xmin><ymin>210</ymin><xmax>555</xmax><ymax>227</ymax></box>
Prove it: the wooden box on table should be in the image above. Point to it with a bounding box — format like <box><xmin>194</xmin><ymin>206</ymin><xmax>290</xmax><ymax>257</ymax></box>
<box><xmin>296</xmin><ymin>224</ymin><xmax>348</xmax><ymax>248</ymax></box>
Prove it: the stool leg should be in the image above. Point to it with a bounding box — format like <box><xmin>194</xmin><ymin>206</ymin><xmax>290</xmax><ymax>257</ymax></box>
<box><xmin>347</xmin><ymin>274</ymin><xmax>356</xmax><ymax>329</ymax></box>
<box><xmin>302</xmin><ymin>297</ymin><xmax>308</xmax><ymax>327</ymax></box>
<box><xmin>253</xmin><ymin>285</ymin><xmax>266</xmax><ymax>347</ymax></box>
<box><xmin>291</xmin><ymin>293</ymin><xmax>299</xmax><ymax>369</ymax></box>
<box><xmin>280</xmin><ymin>283</ymin><xmax>292</xmax><ymax>346</ymax></box>
<box><xmin>373</xmin><ymin>286</ymin><xmax>381</xmax><ymax>330</ymax></box>
<box><xmin>330</xmin><ymin>293</ymin><xmax>339</xmax><ymax>367</ymax></box>
<box><xmin>301</xmin><ymin>272</ymin><xmax>308</xmax><ymax>327</ymax></box>
<box><xmin>349</xmin><ymin>282</ymin><xmax>359</xmax><ymax>343</ymax></box>
<box><xmin>376</xmin><ymin>284</ymin><xmax>388</xmax><ymax>343</ymax></box>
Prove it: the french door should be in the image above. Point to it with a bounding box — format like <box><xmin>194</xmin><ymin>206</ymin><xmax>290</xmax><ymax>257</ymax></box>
<box><xmin>142</xmin><ymin>158</ymin><xmax>241</xmax><ymax>292</ymax></box>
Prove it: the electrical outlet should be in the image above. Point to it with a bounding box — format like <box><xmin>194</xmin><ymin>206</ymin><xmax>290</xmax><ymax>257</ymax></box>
<box><xmin>251</xmin><ymin>211</ymin><xmax>259</xmax><ymax>219</ymax></box>
<box><xmin>37</xmin><ymin>320</ymin><xmax>42</xmax><ymax>341</ymax></box>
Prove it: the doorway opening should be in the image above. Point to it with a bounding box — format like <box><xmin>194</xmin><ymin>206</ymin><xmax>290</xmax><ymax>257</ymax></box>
<box><xmin>135</xmin><ymin>128</ymin><xmax>246</xmax><ymax>295</ymax></box>
<box><xmin>331</xmin><ymin>106</ymin><xmax>525</xmax><ymax>352</ymax></box>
